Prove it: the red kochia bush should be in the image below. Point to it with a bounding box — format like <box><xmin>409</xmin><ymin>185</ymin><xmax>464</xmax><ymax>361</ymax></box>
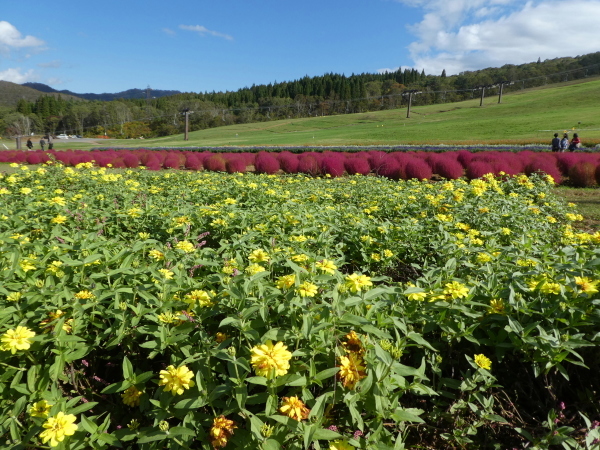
<box><xmin>25</xmin><ymin>152</ymin><xmax>46</xmax><ymax>165</ymax></box>
<box><xmin>321</xmin><ymin>156</ymin><xmax>345</xmax><ymax>177</ymax></box>
<box><xmin>146</xmin><ymin>160</ymin><xmax>162</xmax><ymax>171</ymax></box>
<box><xmin>298</xmin><ymin>153</ymin><xmax>321</xmax><ymax>176</ymax></box>
<box><xmin>368</xmin><ymin>152</ymin><xmax>388</xmax><ymax>173</ymax></box>
<box><xmin>204</xmin><ymin>154</ymin><xmax>227</xmax><ymax>172</ymax></box>
<box><xmin>254</xmin><ymin>152</ymin><xmax>280</xmax><ymax>174</ymax></box>
<box><xmin>163</xmin><ymin>154</ymin><xmax>183</xmax><ymax>169</ymax></box>
<box><xmin>404</xmin><ymin>159</ymin><xmax>433</xmax><ymax>180</ymax></box>
<box><xmin>344</xmin><ymin>157</ymin><xmax>371</xmax><ymax>176</ymax></box>
<box><xmin>555</xmin><ymin>153</ymin><xmax>581</xmax><ymax>176</ymax></box>
<box><xmin>226</xmin><ymin>157</ymin><xmax>247</xmax><ymax>173</ymax></box>
<box><xmin>53</xmin><ymin>152</ymin><xmax>73</xmax><ymax>165</ymax></box>
<box><xmin>184</xmin><ymin>154</ymin><xmax>202</xmax><ymax>171</ymax></box>
<box><xmin>569</xmin><ymin>162</ymin><xmax>597</xmax><ymax>187</ymax></box>
<box><xmin>524</xmin><ymin>158</ymin><xmax>562</xmax><ymax>184</ymax></box>
<box><xmin>465</xmin><ymin>161</ymin><xmax>494</xmax><ymax>180</ymax></box>
<box><xmin>277</xmin><ymin>152</ymin><xmax>299</xmax><ymax>174</ymax></box>
<box><xmin>434</xmin><ymin>157</ymin><xmax>464</xmax><ymax>180</ymax></box>
<box><xmin>378</xmin><ymin>156</ymin><xmax>402</xmax><ymax>180</ymax></box>
<box><xmin>456</xmin><ymin>150</ymin><xmax>474</xmax><ymax>167</ymax></box>
<box><xmin>122</xmin><ymin>153</ymin><xmax>140</xmax><ymax>168</ymax></box>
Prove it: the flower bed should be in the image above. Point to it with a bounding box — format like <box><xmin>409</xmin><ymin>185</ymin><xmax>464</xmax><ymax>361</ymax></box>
<box><xmin>3</xmin><ymin>148</ymin><xmax>600</xmax><ymax>186</ymax></box>
<box><xmin>1</xmin><ymin>166</ymin><xmax>600</xmax><ymax>448</ymax></box>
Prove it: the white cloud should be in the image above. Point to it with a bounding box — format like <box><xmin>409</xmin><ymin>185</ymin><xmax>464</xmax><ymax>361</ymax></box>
<box><xmin>394</xmin><ymin>0</ymin><xmax>600</xmax><ymax>75</ymax></box>
<box><xmin>38</xmin><ymin>60</ymin><xmax>62</xmax><ymax>69</ymax></box>
<box><xmin>46</xmin><ymin>77</ymin><xmax>64</xmax><ymax>86</ymax></box>
<box><xmin>0</xmin><ymin>21</ymin><xmax>45</xmax><ymax>54</ymax></box>
<box><xmin>378</xmin><ymin>67</ymin><xmax>401</xmax><ymax>74</ymax></box>
<box><xmin>162</xmin><ymin>28</ymin><xmax>176</xmax><ymax>36</ymax></box>
<box><xmin>179</xmin><ymin>25</ymin><xmax>233</xmax><ymax>41</ymax></box>
<box><xmin>0</xmin><ymin>68</ymin><xmax>38</xmax><ymax>83</ymax></box>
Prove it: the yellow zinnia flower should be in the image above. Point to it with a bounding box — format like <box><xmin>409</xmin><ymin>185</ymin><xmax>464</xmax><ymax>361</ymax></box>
<box><xmin>575</xmin><ymin>276</ymin><xmax>599</xmax><ymax>295</ymax></box>
<box><xmin>343</xmin><ymin>330</ymin><xmax>365</xmax><ymax>355</ymax></box>
<box><xmin>29</xmin><ymin>400</ymin><xmax>53</xmax><ymax>418</ymax></box>
<box><xmin>49</xmin><ymin>197</ymin><xmax>66</xmax><ymax>206</ymax></box>
<box><xmin>149</xmin><ymin>249</ymin><xmax>164</xmax><ymax>260</ymax></box>
<box><xmin>184</xmin><ymin>290</ymin><xmax>214</xmax><ymax>307</ymax></box>
<box><xmin>158</xmin><ymin>365</ymin><xmax>195</xmax><ymax>395</ymax></box>
<box><xmin>74</xmin><ymin>290</ymin><xmax>95</xmax><ymax>300</ymax></box>
<box><xmin>280</xmin><ymin>396</ymin><xmax>310</xmax><ymax>421</ymax></box>
<box><xmin>158</xmin><ymin>269</ymin><xmax>174</xmax><ymax>280</ymax></box>
<box><xmin>245</xmin><ymin>263</ymin><xmax>266</xmax><ymax>275</ymax></box>
<box><xmin>121</xmin><ymin>386</ymin><xmax>143</xmax><ymax>407</ymax></box>
<box><xmin>210</xmin><ymin>415</ymin><xmax>237</xmax><ymax>449</ymax></box>
<box><xmin>250</xmin><ymin>340</ymin><xmax>292</xmax><ymax>378</ymax></box>
<box><xmin>338</xmin><ymin>352</ymin><xmax>367</xmax><ymax>389</ymax></box>
<box><xmin>296</xmin><ymin>281</ymin><xmax>318</xmax><ymax>298</ymax></box>
<box><xmin>175</xmin><ymin>240</ymin><xmax>196</xmax><ymax>253</ymax></box>
<box><xmin>276</xmin><ymin>274</ymin><xmax>296</xmax><ymax>290</ymax></box>
<box><xmin>488</xmin><ymin>299</ymin><xmax>505</xmax><ymax>315</ymax></box>
<box><xmin>39</xmin><ymin>412</ymin><xmax>78</xmax><ymax>447</ymax></box>
<box><xmin>443</xmin><ymin>281</ymin><xmax>469</xmax><ymax>300</ymax></box>
<box><xmin>248</xmin><ymin>249</ymin><xmax>270</xmax><ymax>263</ymax></box>
<box><xmin>315</xmin><ymin>259</ymin><xmax>337</xmax><ymax>274</ymax></box>
<box><xmin>1</xmin><ymin>326</ymin><xmax>36</xmax><ymax>354</ymax></box>
<box><xmin>330</xmin><ymin>440</ymin><xmax>356</xmax><ymax>450</ymax></box>
<box><xmin>474</xmin><ymin>354</ymin><xmax>492</xmax><ymax>370</ymax></box>
<box><xmin>344</xmin><ymin>273</ymin><xmax>373</xmax><ymax>293</ymax></box>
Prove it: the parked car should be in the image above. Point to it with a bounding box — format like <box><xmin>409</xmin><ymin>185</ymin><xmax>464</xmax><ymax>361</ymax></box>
<box><xmin>56</xmin><ymin>134</ymin><xmax>69</xmax><ymax>139</ymax></box>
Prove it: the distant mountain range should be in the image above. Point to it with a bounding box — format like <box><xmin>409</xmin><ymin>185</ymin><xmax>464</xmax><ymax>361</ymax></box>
<box><xmin>21</xmin><ymin>82</ymin><xmax>182</xmax><ymax>101</ymax></box>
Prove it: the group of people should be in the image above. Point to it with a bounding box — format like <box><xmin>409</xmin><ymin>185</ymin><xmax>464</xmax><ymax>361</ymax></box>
<box><xmin>26</xmin><ymin>135</ymin><xmax>54</xmax><ymax>151</ymax></box>
<box><xmin>551</xmin><ymin>132</ymin><xmax>581</xmax><ymax>152</ymax></box>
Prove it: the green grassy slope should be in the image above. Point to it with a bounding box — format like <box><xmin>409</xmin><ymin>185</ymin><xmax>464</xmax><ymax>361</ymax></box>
<box><xmin>3</xmin><ymin>78</ymin><xmax>600</xmax><ymax>150</ymax></box>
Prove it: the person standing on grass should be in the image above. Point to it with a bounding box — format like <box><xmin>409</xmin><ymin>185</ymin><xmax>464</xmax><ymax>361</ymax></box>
<box><xmin>39</xmin><ymin>138</ymin><xmax>46</xmax><ymax>151</ymax></box>
<box><xmin>47</xmin><ymin>134</ymin><xmax>54</xmax><ymax>150</ymax></box>
<box><xmin>569</xmin><ymin>133</ymin><xmax>581</xmax><ymax>152</ymax></box>
<box><xmin>26</xmin><ymin>138</ymin><xmax>33</xmax><ymax>150</ymax></box>
<box><xmin>551</xmin><ymin>133</ymin><xmax>560</xmax><ymax>152</ymax></box>
<box><xmin>560</xmin><ymin>133</ymin><xmax>569</xmax><ymax>152</ymax></box>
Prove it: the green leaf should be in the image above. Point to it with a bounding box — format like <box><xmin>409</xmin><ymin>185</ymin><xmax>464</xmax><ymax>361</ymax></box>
<box><xmin>101</xmin><ymin>380</ymin><xmax>131</xmax><ymax>394</ymax></box>
<box><xmin>219</xmin><ymin>317</ymin><xmax>241</xmax><ymax>328</ymax></box>
<box><xmin>262</xmin><ymin>439</ymin><xmax>281</xmax><ymax>450</ymax></box>
<box><xmin>64</xmin><ymin>345</ymin><xmax>92</xmax><ymax>363</ymax></box>
<box><xmin>69</xmin><ymin>402</ymin><xmax>99</xmax><ymax>415</ymax></box>
<box><xmin>80</xmin><ymin>414</ymin><xmax>99</xmax><ymax>434</ymax></box>
<box><xmin>391</xmin><ymin>408</ymin><xmax>425</xmax><ymax>423</ymax></box>
<box><xmin>174</xmin><ymin>397</ymin><xmax>208</xmax><ymax>409</ymax></box>
<box><xmin>208</xmin><ymin>384</ymin><xmax>230</xmax><ymax>402</ymax></box>
<box><xmin>303</xmin><ymin>423</ymin><xmax>317</xmax><ymax>449</ymax></box>
<box><xmin>246</xmin><ymin>376</ymin><xmax>268</xmax><ymax>386</ymax></box>
<box><xmin>169</xmin><ymin>426</ymin><xmax>197</xmax><ymax>437</ymax></box>
<box><xmin>312</xmin><ymin>428</ymin><xmax>343</xmax><ymax>440</ymax></box>
<box><xmin>123</xmin><ymin>356</ymin><xmax>134</xmax><ymax>380</ymax></box>
<box><xmin>136</xmin><ymin>431</ymin><xmax>169</xmax><ymax>444</ymax></box>
<box><xmin>27</xmin><ymin>365</ymin><xmax>38</xmax><ymax>393</ymax></box>
<box><xmin>314</xmin><ymin>367</ymin><xmax>339</xmax><ymax>382</ymax></box>
<box><xmin>406</xmin><ymin>332</ymin><xmax>437</xmax><ymax>352</ymax></box>
<box><xmin>309</xmin><ymin>392</ymin><xmax>333</xmax><ymax>419</ymax></box>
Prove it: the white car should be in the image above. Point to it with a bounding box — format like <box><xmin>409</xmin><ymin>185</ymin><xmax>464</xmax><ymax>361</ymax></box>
<box><xmin>56</xmin><ymin>134</ymin><xmax>69</xmax><ymax>139</ymax></box>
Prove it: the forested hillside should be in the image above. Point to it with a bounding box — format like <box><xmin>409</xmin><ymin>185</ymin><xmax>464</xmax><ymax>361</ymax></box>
<box><xmin>1</xmin><ymin>52</ymin><xmax>599</xmax><ymax>139</ymax></box>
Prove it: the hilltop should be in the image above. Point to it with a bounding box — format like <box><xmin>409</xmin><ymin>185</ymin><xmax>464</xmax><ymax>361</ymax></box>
<box><xmin>21</xmin><ymin>83</ymin><xmax>182</xmax><ymax>101</ymax></box>
<box><xmin>0</xmin><ymin>81</ymin><xmax>82</xmax><ymax>107</ymax></box>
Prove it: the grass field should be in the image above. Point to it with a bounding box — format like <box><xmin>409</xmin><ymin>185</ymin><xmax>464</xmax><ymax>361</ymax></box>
<box><xmin>3</xmin><ymin>78</ymin><xmax>600</xmax><ymax>151</ymax></box>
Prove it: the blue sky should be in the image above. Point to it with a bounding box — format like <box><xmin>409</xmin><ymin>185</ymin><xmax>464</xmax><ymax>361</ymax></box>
<box><xmin>2</xmin><ymin>0</ymin><xmax>599</xmax><ymax>94</ymax></box>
